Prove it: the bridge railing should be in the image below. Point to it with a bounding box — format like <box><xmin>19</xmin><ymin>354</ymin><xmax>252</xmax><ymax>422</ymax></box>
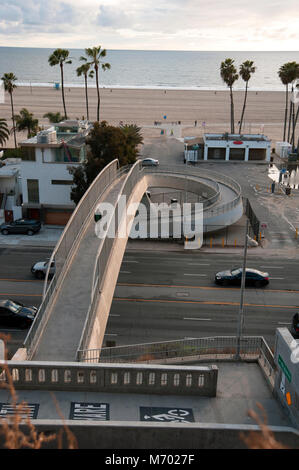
<box><xmin>76</xmin><ymin>160</ymin><xmax>143</xmax><ymax>357</ymax></box>
<box><xmin>0</xmin><ymin>360</ymin><xmax>218</xmax><ymax>396</ymax></box>
<box><xmin>77</xmin><ymin>336</ymin><xmax>275</xmax><ymax>372</ymax></box>
<box><xmin>24</xmin><ymin>159</ymin><xmax>121</xmax><ymax>358</ymax></box>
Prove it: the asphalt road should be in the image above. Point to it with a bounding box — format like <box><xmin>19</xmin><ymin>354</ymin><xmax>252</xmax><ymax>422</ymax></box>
<box><xmin>0</xmin><ymin>246</ymin><xmax>298</xmax><ymax>356</ymax></box>
<box><xmin>107</xmin><ymin>250</ymin><xmax>299</xmax><ymax>348</ymax></box>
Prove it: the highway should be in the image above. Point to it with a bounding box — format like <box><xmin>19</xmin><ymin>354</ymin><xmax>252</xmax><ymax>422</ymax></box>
<box><xmin>0</xmin><ymin>246</ymin><xmax>298</xmax><ymax>356</ymax></box>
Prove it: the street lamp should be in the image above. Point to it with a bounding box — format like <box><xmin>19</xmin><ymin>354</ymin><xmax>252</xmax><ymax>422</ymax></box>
<box><xmin>236</xmin><ymin>218</ymin><xmax>249</xmax><ymax>359</ymax></box>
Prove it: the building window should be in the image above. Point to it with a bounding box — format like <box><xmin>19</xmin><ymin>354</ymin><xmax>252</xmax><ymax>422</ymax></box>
<box><xmin>27</xmin><ymin>179</ymin><xmax>39</xmax><ymax>203</ymax></box>
<box><xmin>51</xmin><ymin>180</ymin><xmax>73</xmax><ymax>185</ymax></box>
<box><xmin>22</xmin><ymin>147</ymin><xmax>36</xmax><ymax>161</ymax></box>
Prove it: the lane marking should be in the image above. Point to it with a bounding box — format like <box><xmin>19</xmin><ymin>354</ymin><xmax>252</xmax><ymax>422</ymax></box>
<box><xmin>114</xmin><ymin>297</ymin><xmax>299</xmax><ymax>309</ymax></box>
<box><xmin>0</xmin><ymin>278</ymin><xmax>43</xmax><ymax>283</ymax></box>
<box><xmin>110</xmin><ymin>314</ymin><xmax>120</xmax><ymax>317</ymax></box>
<box><xmin>0</xmin><ymin>293</ymin><xmax>42</xmax><ymax>297</ymax></box>
<box><xmin>122</xmin><ymin>261</ymin><xmax>139</xmax><ymax>263</ymax></box>
<box><xmin>117</xmin><ymin>282</ymin><xmax>299</xmax><ymax>294</ymax></box>
<box><xmin>259</xmin><ymin>266</ymin><xmax>283</xmax><ymax>269</ymax></box>
<box><xmin>278</xmin><ymin>322</ymin><xmax>292</xmax><ymax>325</ymax></box>
<box><xmin>269</xmin><ymin>277</ymin><xmax>284</xmax><ymax>280</ymax></box>
<box><xmin>104</xmin><ymin>333</ymin><xmax>118</xmax><ymax>336</ymax></box>
<box><xmin>187</xmin><ymin>263</ymin><xmax>210</xmax><ymax>266</ymax></box>
<box><xmin>184</xmin><ymin>274</ymin><xmax>207</xmax><ymax>277</ymax></box>
<box><xmin>120</xmin><ymin>271</ymin><xmax>131</xmax><ymax>274</ymax></box>
<box><xmin>184</xmin><ymin>317</ymin><xmax>212</xmax><ymax>321</ymax></box>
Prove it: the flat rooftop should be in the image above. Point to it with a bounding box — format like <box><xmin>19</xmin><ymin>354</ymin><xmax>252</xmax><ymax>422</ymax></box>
<box><xmin>204</xmin><ymin>133</ymin><xmax>270</xmax><ymax>142</ymax></box>
<box><xmin>0</xmin><ymin>362</ymin><xmax>290</xmax><ymax>427</ymax></box>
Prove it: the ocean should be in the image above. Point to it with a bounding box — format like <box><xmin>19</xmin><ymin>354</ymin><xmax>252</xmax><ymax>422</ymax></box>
<box><xmin>1</xmin><ymin>47</ymin><xmax>299</xmax><ymax>91</ymax></box>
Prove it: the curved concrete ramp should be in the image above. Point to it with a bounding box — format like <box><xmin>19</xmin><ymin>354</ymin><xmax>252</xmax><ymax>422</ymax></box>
<box><xmin>27</xmin><ymin>162</ymin><xmax>242</xmax><ymax>362</ymax></box>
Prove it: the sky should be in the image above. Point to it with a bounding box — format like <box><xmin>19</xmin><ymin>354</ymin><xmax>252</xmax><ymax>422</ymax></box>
<box><xmin>0</xmin><ymin>0</ymin><xmax>299</xmax><ymax>51</ymax></box>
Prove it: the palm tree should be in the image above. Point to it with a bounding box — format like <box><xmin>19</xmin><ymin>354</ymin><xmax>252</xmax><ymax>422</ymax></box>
<box><xmin>76</xmin><ymin>62</ymin><xmax>94</xmax><ymax>121</ymax></box>
<box><xmin>48</xmin><ymin>49</ymin><xmax>72</xmax><ymax>119</ymax></box>
<box><xmin>220</xmin><ymin>59</ymin><xmax>239</xmax><ymax>133</ymax></box>
<box><xmin>81</xmin><ymin>46</ymin><xmax>111</xmax><ymax>121</ymax></box>
<box><xmin>0</xmin><ymin>118</ymin><xmax>9</xmax><ymax>147</ymax></box>
<box><xmin>239</xmin><ymin>61</ymin><xmax>256</xmax><ymax>134</ymax></box>
<box><xmin>278</xmin><ymin>62</ymin><xmax>299</xmax><ymax>143</ymax></box>
<box><xmin>1</xmin><ymin>73</ymin><xmax>17</xmax><ymax>148</ymax></box>
<box><xmin>43</xmin><ymin>111</ymin><xmax>66</xmax><ymax>123</ymax></box>
<box><xmin>120</xmin><ymin>124</ymin><xmax>144</xmax><ymax>163</ymax></box>
<box><xmin>14</xmin><ymin>108</ymin><xmax>39</xmax><ymax>138</ymax></box>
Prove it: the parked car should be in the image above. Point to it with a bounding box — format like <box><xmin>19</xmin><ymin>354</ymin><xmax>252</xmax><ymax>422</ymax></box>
<box><xmin>0</xmin><ymin>299</ymin><xmax>38</xmax><ymax>329</ymax></box>
<box><xmin>0</xmin><ymin>219</ymin><xmax>41</xmax><ymax>236</ymax></box>
<box><xmin>141</xmin><ymin>158</ymin><xmax>159</xmax><ymax>167</ymax></box>
<box><xmin>215</xmin><ymin>267</ymin><xmax>269</xmax><ymax>287</ymax></box>
<box><xmin>291</xmin><ymin>313</ymin><xmax>299</xmax><ymax>339</ymax></box>
<box><xmin>31</xmin><ymin>259</ymin><xmax>55</xmax><ymax>279</ymax></box>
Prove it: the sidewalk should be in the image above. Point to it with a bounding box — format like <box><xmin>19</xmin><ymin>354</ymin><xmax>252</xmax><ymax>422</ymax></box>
<box><xmin>0</xmin><ymin>225</ymin><xmax>63</xmax><ymax>248</ymax></box>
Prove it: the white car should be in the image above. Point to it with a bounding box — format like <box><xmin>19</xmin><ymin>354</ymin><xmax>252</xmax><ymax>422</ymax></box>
<box><xmin>141</xmin><ymin>158</ymin><xmax>159</xmax><ymax>167</ymax></box>
<box><xmin>31</xmin><ymin>259</ymin><xmax>55</xmax><ymax>279</ymax></box>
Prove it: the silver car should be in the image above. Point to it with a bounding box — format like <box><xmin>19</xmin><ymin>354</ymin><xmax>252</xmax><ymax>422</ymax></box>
<box><xmin>31</xmin><ymin>259</ymin><xmax>55</xmax><ymax>279</ymax></box>
<box><xmin>141</xmin><ymin>158</ymin><xmax>159</xmax><ymax>167</ymax></box>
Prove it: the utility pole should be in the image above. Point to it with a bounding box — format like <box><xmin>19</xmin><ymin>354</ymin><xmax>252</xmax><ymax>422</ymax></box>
<box><xmin>236</xmin><ymin>218</ymin><xmax>249</xmax><ymax>359</ymax></box>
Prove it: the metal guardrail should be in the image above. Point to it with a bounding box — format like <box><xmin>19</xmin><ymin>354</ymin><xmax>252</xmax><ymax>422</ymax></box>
<box><xmin>23</xmin><ymin>159</ymin><xmax>121</xmax><ymax>358</ymax></box>
<box><xmin>77</xmin><ymin>336</ymin><xmax>275</xmax><ymax>372</ymax></box>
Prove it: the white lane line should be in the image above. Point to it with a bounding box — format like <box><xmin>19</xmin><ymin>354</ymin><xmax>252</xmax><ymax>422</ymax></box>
<box><xmin>269</xmin><ymin>277</ymin><xmax>284</xmax><ymax>280</ymax></box>
<box><xmin>260</xmin><ymin>266</ymin><xmax>284</xmax><ymax>269</ymax></box>
<box><xmin>278</xmin><ymin>322</ymin><xmax>292</xmax><ymax>325</ymax></box>
<box><xmin>120</xmin><ymin>271</ymin><xmax>131</xmax><ymax>274</ymax></box>
<box><xmin>188</xmin><ymin>263</ymin><xmax>210</xmax><ymax>266</ymax></box>
<box><xmin>184</xmin><ymin>317</ymin><xmax>212</xmax><ymax>321</ymax></box>
<box><xmin>123</xmin><ymin>260</ymin><xmax>139</xmax><ymax>263</ymax></box>
<box><xmin>184</xmin><ymin>273</ymin><xmax>207</xmax><ymax>277</ymax></box>
<box><xmin>104</xmin><ymin>333</ymin><xmax>118</xmax><ymax>336</ymax></box>
<box><xmin>110</xmin><ymin>314</ymin><xmax>120</xmax><ymax>317</ymax></box>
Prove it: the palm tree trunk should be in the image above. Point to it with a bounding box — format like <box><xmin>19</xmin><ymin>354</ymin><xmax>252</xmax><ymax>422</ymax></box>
<box><xmin>10</xmin><ymin>92</ymin><xmax>17</xmax><ymax>148</ymax></box>
<box><xmin>283</xmin><ymin>85</ymin><xmax>288</xmax><ymax>141</ymax></box>
<box><xmin>287</xmin><ymin>85</ymin><xmax>294</xmax><ymax>143</ymax></box>
<box><xmin>230</xmin><ymin>86</ymin><xmax>235</xmax><ymax>134</ymax></box>
<box><xmin>95</xmin><ymin>65</ymin><xmax>100</xmax><ymax>122</ymax></box>
<box><xmin>84</xmin><ymin>74</ymin><xmax>89</xmax><ymax>121</ymax></box>
<box><xmin>60</xmin><ymin>63</ymin><xmax>68</xmax><ymax>120</ymax></box>
<box><xmin>239</xmin><ymin>82</ymin><xmax>248</xmax><ymax>134</ymax></box>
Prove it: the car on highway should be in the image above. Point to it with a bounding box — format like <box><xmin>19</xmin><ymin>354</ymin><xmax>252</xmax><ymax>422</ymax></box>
<box><xmin>0</xmin><ymin>299</ymin><xmax>38</xmax><ymax>329</ymax></box>
<box><xmin>0</xmin><ymin>218</ymin><xmax>41</xmax><ymax>236</ymax></box>
<box><xmin>215</xmin><ymin>267</ymin><xmax>269</xmax><ymax>287</ymax></box>
<box><xmin>141</xmin><ymin>158</ymin><xmax>159</xmax><ymax>167</ymax></box>
<box><xmin>31</xmin><ymin>259</ymin><xmax>55</xmax><ymax>279</ymax></box>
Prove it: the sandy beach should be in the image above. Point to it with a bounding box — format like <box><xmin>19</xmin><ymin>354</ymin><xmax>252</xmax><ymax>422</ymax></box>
<box><xmin>0</xmin><ymin>86</ymin><xmax>288</xmax><ymax>147</ymax></box>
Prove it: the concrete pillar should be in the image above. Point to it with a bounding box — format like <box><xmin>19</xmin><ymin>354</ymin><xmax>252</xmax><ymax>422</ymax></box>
<box><xmin>204</xmin><ymin>145</ymin><xmax>208</xmax><ymax>160</ymax></box>
<box><xmin>225</xmin><ymin>146</ymin><xmax>230</xmax><ymax>161</ymax></box>
<box><xmin>266</xmin><ymin>146</ymin><xmax>271</xmax><ymax>161</ymax></box>
<box><xmin>245</xmin><ymin>147</ymin><xmax>249</xmax><ymax>161</ymax></box>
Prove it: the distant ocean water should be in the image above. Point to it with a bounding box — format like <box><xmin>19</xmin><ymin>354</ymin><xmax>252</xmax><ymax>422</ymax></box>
<box><xmin>1</xmin><ymin>47</ymin><xmax>299</xmax><ymax>91</ymax></box>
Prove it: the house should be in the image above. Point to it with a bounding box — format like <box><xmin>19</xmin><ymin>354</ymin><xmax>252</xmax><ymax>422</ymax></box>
<box><xmin>19</xmin><ymin>120</ymin><xmax>93</xmax><ymax>225</ymax></box>
<box><xmin>184</xmin><ymin>133</ymin><xmax>271</xmax><ymax>162</ymax></box>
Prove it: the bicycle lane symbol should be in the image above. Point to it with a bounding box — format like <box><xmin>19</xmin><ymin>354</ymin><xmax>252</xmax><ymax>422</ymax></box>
<box><xmin>140</xmin><ymin>407</ymin><xmax>194</xmax><ymax>423</ymax></box>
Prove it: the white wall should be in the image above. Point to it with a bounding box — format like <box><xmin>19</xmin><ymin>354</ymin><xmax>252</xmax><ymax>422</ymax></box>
<box><xmin>21</xmin><ymin>148</ymin><xmax>77</xmax><ymax>207</ymax></box>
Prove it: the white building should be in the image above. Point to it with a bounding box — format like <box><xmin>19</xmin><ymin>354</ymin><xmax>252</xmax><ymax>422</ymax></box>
<box><xmin>203</xmin><ymin>133</ymin><xmax>271</xmax><ymax>162</ymax></box>
<box><xmin>0</xmin><ymin>160</ymin><xmax>22</xmax><ymax>223</ymax></box>
<box><xmin>20</xmin><ymin>120</ymin><xmax>92</xmax><ymax>225</ymax></box>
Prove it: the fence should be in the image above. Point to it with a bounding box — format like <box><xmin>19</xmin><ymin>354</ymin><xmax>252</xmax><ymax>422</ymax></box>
<box><xmin>243</xmin><ymin>197</ymin><xmax>260</xmax><ymax>239</ymax></box>
<box><xmin>23</xmin><ymin>159</ymin><xmax>121</xmax><ymax>358</ymax></box>
<box><xmin>77</xmin><ymin>336</ymin><xmax>275</xmax><ymax>373</ymax></box>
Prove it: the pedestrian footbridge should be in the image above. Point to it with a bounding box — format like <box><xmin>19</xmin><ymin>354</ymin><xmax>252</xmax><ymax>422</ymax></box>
<box><xmin>23</xmin><ymin>160</ymin><xmax>242</xmax><ymax>362</ymax></box>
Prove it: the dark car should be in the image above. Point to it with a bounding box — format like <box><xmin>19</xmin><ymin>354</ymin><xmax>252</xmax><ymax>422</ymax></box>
<box><xmin>0</xmin><ymin>219</ymin><xmax>41</xmax><ymax>236</ymax></box>
<box><xmin>291</xmin><ymin>313</ymin><xmax>299</xmax><ymax>339</ymax></box>
<box><xmin>215</xmin><ymin>267</ymin><xmax>269</xmax><ymax>287</ymax></box>
<box><xmin>0</xmin><ymin>299</ymin><xmax>38</xmax><ymax>329</ymax></box>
